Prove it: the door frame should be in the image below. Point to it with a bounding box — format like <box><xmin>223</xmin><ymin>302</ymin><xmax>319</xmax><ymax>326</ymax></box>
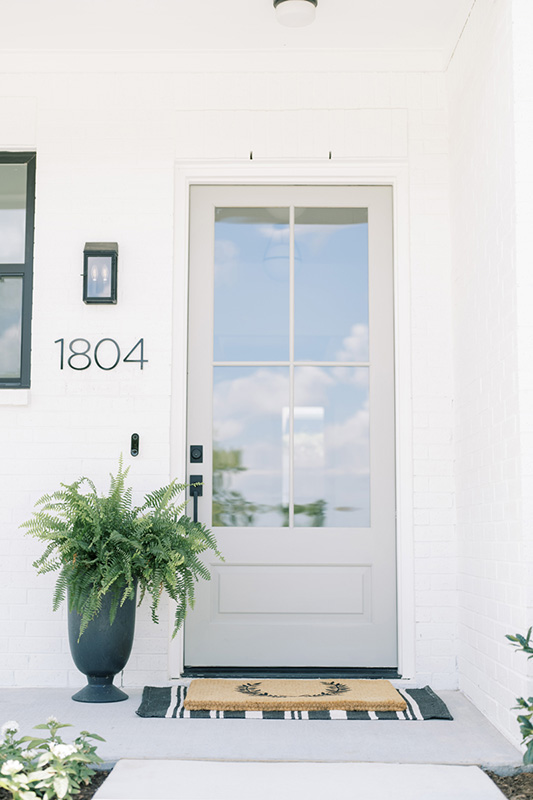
<box><xmin>169</xmin><ymin>158</ymin><xmax>415</xmax><ymax>681</ymax></box>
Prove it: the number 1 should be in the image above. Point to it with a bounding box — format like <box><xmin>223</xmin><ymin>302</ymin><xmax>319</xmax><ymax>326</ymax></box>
<box><xmin>54</xmin><ymin>338</ymin><xmax>64</xmax><ymax>369</ymax></box>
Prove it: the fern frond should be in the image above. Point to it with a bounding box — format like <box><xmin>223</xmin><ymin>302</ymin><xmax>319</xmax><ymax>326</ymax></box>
<box><xmin>22</xmin><ymin>459</ymin><xmax>222</xmax><ymax>637</ymax></box>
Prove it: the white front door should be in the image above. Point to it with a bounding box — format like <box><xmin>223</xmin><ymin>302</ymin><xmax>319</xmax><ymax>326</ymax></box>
<box><xmin>185</xmin><ymin>184</ymin><xmax>396</xmax><ymax>669</ymax></box>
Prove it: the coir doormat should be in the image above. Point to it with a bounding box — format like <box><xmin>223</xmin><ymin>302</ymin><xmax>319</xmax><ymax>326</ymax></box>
<box><xmin>184</xmin><ymin>678</ymin><xmax>406</xmax><ymax>712</ymax></box>
<box><xmin>136</xmin><ymin>682</ymin><xmax>453</xmax><ymax>720</ymax></box>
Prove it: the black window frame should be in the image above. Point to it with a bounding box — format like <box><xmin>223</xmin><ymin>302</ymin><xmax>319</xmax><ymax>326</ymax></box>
<box><xmin>0</xmin><ymin>152</ymin><xmax>36</xmax><ymax>389</ymax></box>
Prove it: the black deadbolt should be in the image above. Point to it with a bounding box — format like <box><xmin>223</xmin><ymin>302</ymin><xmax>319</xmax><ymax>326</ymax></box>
<box><xmin>190</xmin><ymin>445</ymin><xmax>203</xmax><ymax>463</ymax></box>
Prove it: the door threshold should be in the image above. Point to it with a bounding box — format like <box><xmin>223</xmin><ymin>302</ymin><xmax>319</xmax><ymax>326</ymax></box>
<box><xmin>182</xmin><ymin>666</ymin><xmax>401</xmax><ymax>679</ymax></box>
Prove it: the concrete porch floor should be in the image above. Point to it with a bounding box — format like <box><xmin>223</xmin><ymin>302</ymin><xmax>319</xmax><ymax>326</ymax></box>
<box><xmin>0</xmin><ymin>687</ymin><xmax>523</xmax><ymax>772</ymax></box>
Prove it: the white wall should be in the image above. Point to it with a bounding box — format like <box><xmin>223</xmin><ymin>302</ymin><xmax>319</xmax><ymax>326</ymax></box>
<box><xmin>513</xmin><ymin>0</ymin><xmax>533</xmax><ymax>669</ymax></box>
<box><xmin>448</xmin><ymin>0</ymin><xmax>533</xmax><ymax>746</ymax></box>
<box><xmin>0</xmin><ymin>48</ymin><xmax>455</xmax><ymax>690</ymax></box>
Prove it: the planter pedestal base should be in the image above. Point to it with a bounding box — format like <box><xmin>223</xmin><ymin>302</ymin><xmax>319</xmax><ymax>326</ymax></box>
<box><xmin>72</xmin><ymin>675</ymin><xmax>128</xmax><ymax>703</ymax></box>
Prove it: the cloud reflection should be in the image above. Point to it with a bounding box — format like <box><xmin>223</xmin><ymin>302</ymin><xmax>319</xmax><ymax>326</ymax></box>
<box><xmin>213</xmin><ymin>365</ymin><xmax>370</xmax><ymax>527</ymax></box>
<box><xmin>0</xmin><ymin>322</ymin><xmax>21</xmax><ymax>378</ymax></box>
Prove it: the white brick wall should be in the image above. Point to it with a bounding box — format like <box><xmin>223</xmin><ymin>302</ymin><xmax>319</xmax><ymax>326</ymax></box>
<box><xmin>448</xmin><ymin>0</ymin><xmax>533</xmax><ymax>746</ymax></box>
<box><xmin>0</xmin><ymin>48</ymin><xmax>455</xmax><ymax>691</ymax></box>
<box><xmin>513</xmin><ymin>0</ymin><xmax>533</xmax><ymax>647</ymax></box>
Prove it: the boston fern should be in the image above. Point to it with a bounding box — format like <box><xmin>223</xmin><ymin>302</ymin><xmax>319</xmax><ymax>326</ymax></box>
<box><xmin>21</xmin><ymin>460</ymin><xmax>221</xmax><ymax>637</ymax></box>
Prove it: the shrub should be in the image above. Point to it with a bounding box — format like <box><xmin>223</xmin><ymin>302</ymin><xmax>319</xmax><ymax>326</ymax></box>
<box><xmin>0</xmin><ymin>717</ymin><xmax>104</xmax><ymax>800</ymax></box>
<box><xmin>506</xmin><ymin>627</ymin><xmax>533</xmax><ymax>764</ymax></box>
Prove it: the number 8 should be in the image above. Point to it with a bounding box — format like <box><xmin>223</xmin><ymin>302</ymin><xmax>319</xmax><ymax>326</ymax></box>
<box><xmin>67</xmin><ymin>338</ymin><xmax>92</xmax><ymax>370</ymax></box>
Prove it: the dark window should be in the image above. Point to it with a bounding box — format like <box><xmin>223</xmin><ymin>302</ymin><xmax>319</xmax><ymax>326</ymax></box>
<box><xmin>0</xmin><ymin>153</ymin><xmax>36</xmax><ymax>388</ymax></box>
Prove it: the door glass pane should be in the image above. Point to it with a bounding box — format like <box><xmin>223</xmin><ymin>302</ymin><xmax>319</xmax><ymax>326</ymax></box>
<box><xmin>214</xmin><ymin>208</ymin><xmax>290</xmax><ymax>361</ymax></box>
<box><xmin>293</xmin><ymin>366</ymin><xmax>370</xmax><ymax>527</ymax></box>
<box><xmin>0</xmin><ymin>276</ymin><xmax>23</xmax><ymax>380</ymax></box>
<box><xmin>0</xmin><ymin>164</ymin><xmax>27</xmax><ymax>264</ymax></box>
<box><xmin>213</xmin><ymin>366</ymin><xmax>289</xmax><ymax>527</ymax></box>
<box><xmin>294</xmin><ymin>208</ymin><xmax>368</xmax><ymax>362</ymax></box>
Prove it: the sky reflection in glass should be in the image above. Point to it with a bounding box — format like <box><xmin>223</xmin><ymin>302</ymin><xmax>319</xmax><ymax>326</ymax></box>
<box><xmin>0</xmin><ymin>276</ymin><xmax>23</xmax><ymax>379</ymax></box>
<box><xmin>214</xmin><ymin>208</ymin><xmax>289</xmax><ymax>361</ymax></box>
<box><xmin>212</xmin><ymin>206</ymin><xmax>371</xmax><ymax>528</ymax></box>
<box><xmin>0</xmin><ymin>164</ymin><xmax>27</xmax><ymax>264</ymax></box>
<box><xmin>294</xmin><ymin>208</ymin><xmax>368</xmax><ymax>362</ymax></box>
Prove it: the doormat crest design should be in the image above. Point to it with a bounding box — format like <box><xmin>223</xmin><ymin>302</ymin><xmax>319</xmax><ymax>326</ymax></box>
<box><xmin>136</xmin><ymin>683</ymin><xmax>453</xmax><ymax>720</ymax></box>
<box><xmin>183</xmin><ymin>678</ymin><xmax>405</xmax><ymax>712</ymax></box>
<box><xmin>236</xmin><ymin>680</ymin><xmax>350</xmax><ymax>699</ymax></box>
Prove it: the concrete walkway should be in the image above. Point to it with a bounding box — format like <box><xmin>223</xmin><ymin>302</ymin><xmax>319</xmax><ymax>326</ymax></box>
<box><xmin>0</xmin><ymin>687</ymin><xmax>522</xmax><ymax>770</ymax></box>
<box><xmin>93</xmin><ymin>760</ymin><xmax>507</xmax><ymax>800</ymax></box>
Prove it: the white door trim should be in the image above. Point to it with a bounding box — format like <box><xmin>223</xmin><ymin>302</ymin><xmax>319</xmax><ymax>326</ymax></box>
<box><xmin>169</xmin><ymin>159</ymin><xmax>415</xmax><ymax>680</ymax></box>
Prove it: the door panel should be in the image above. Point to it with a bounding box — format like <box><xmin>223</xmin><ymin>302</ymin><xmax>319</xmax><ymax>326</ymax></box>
<box><xmin>185</xmin><ymin>185</ymin><xmax>396</xmax><ymax>669</ymax></box>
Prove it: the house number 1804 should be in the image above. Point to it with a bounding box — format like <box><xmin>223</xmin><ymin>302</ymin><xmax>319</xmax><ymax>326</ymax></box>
<box><xmin>54</xmin><ymin>338</ymin><xmax>147</xmax><ymax>371</ymax></box>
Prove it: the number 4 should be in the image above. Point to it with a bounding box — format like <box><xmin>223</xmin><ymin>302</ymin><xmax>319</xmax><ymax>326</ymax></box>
<box><xmin>123</xmin><ymin>338</ymin><xmax>148</xmax><ymax>369</ymax></box>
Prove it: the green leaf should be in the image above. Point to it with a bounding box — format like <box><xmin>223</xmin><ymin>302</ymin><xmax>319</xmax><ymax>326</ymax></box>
<box><xmin>524</xmin><ymin>741</ymin><xmax>533</xmax><ymax>765</ymax></box>
<box><xmin>53</xmin><ymin>774</ymin><xmax>69</xmax><ymax>799</ymax></box>
<box><xmin>26</xmin><ymin>769</ymin><xmax>54</xmax><ymax>781</ymax></box>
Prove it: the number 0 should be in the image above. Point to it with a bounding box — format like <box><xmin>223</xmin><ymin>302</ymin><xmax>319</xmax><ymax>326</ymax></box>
<box><xmin>94</xmin><ymin>339</ymin><xmax>121</xmax><ymax>370</ymax></box>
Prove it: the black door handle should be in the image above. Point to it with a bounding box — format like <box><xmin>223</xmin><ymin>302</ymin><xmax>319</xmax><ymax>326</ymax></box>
<box><xmin>189</xmin><ymin>475</ymin><xmax>203</xmax><ymax>523</ymax></box>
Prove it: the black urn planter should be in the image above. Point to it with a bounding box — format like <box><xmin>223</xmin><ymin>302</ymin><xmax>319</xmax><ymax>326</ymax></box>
<box><xmin>68</xmin><ymin>585</ymin><xmax>137</xmax><ymax>703</ymax></box>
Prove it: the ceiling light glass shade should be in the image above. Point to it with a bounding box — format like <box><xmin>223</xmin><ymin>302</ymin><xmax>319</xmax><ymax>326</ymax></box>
<box><xmin>274</xmin><ymin>0</ymin><xmax>317</xmax><ymax>28</ymax></box>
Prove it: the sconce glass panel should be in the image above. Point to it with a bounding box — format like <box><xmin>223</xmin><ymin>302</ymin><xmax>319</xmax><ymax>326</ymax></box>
<box><xmin>87</xmin><ymin>256</ymin><xmax>112</xmax><ymax>299</ymax></box>
<box><xmin>83</xmin><ymin>243</ymin><xmax>118</xmax><ymax>304</ymax></box>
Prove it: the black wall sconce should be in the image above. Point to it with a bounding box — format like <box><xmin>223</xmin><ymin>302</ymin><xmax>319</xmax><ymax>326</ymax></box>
<box><xmin>83</xmin><ymin>242</ymin><xmax>118</xmax><ymax>304</ymax></box>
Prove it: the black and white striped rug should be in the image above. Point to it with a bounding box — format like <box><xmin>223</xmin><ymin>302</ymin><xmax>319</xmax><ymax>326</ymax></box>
<box><xmin>136</xmin><ymin>685</ymin><xmax>453</xmax><ymax>720</ymax></box>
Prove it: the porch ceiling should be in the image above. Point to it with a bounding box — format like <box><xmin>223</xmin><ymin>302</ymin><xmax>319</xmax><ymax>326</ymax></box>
<box><xmin>0</xmin><ymin>0</ymin><xmax>473</xmax><ymax>61</ymax></box>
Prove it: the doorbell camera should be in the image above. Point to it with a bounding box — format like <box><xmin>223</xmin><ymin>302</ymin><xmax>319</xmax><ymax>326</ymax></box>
<box><xmin>131</xmin><ymin>433</ymin><xmax>140</xmax><ymax>457</ymax></box>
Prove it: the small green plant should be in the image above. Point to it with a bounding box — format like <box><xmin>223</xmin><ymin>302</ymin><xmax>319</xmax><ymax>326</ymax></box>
<box><xmin>506</xmin><ymin>627</ymin><xmax>533</xmax><ymax>764</ymax></box>
<box><xmin>0</xmin><ymin>717</ymin><xmax>104</xmax><ymax>800</ymax></box>
<box><xmin>21</xmin><ymin>458</ymin><xmax>222</xmax><ymax>637</ymax></box>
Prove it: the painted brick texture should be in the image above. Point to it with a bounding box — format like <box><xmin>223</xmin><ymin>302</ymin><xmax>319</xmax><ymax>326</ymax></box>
<box><xmin>448</xmin><ymin>0</ymin><xmax>533</xmax><ymax>746</ymax></box>
<box><xmin>513</xmin><ymin>0</ymin><xmax>533</xmax><ymax>649</ymax></box>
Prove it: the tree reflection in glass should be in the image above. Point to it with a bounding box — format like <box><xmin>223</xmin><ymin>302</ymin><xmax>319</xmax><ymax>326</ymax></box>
<box><xmin>293</xmin><ymin>367</ymin><xmax>370</xmax><ymax>528</ymax></box>
<box><xmin>212</xmin><ymin>367</ymin><xmax>289</xmax><ymax>527</ymax></box>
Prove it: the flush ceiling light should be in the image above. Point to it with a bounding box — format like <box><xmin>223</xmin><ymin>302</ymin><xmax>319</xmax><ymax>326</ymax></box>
<box><xmin>274</xmin><ymin>0</ymin><xmax>317</xmax><ymax>27</ymax></box>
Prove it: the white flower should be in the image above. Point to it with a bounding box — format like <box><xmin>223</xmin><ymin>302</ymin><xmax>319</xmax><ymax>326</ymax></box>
<box><xmin>1</xmin><ymin>759</ymin><xmax>24</xmax><ymax>776</ymax></box>
<box><xmin>21</xmin><ymin>748</ymin><xmax>38</xmax><ymax>759</ymax></box>
<box><xmin>48</xmin><ymin>743</ymin><xmax>78</xmax><ymax>759</ymax></box>
<box><xmin>46</xmin><ymin>715</ymin><xmax>58</xmax><ymax>724</ymax></box>
<box><xmin>1</xmin><ymin>720</ymin><xmax>19</xmax><ymax>737</ymax></box>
